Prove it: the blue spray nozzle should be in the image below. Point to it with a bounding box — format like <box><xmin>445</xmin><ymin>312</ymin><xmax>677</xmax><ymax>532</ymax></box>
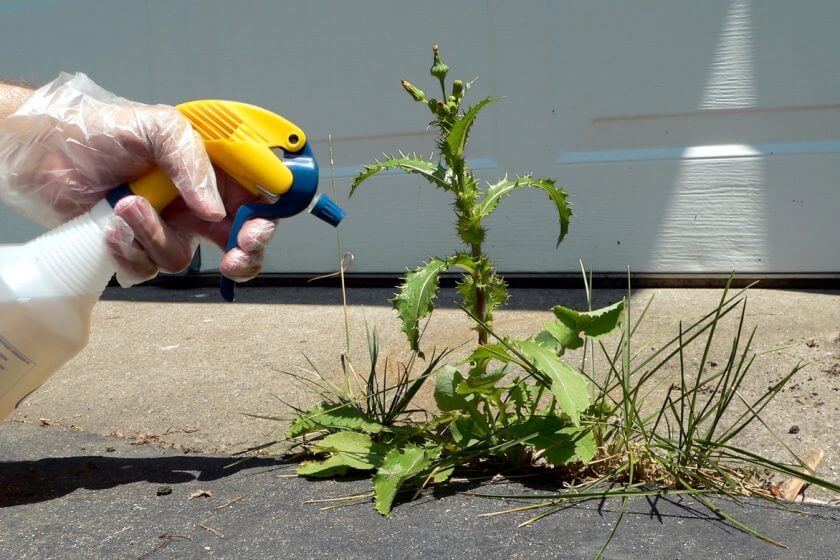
<box><xmin>310</xmin><ymin>193</ymin><xmax>345</xmax><ymax>226</ymax></box>
<box><xmin>219</xmin><ymin>142</ymin><xmax>345</xmax><ymax>302</ymax></box>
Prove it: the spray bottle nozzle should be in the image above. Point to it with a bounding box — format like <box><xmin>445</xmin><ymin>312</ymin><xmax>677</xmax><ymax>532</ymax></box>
<box><xmin>309</xmin><ymin>193</ymin><xmax>345</xmax><ymax>227</ymax></box>
<box><xmin>217</xmin><ymin>142</ymin><xmax>346</xmax><ymax>302</ymax></box>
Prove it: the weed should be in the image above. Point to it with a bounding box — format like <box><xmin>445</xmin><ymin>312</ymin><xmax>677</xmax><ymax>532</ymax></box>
<box><xmin>350</xmin><ymin>45</ymin><xmax>571</xmax><ymax>350</ymax></box>
<box><xmin>256</xmin><ymin>47</ymin><xmax>837</xmax><ymax>558</ymax></box>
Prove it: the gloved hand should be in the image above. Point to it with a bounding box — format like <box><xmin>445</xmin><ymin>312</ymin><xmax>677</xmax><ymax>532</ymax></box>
<box><xmin>0</xmin><ymin>72</ymin><xmax>275</xmax><ymax>286</ymax></box>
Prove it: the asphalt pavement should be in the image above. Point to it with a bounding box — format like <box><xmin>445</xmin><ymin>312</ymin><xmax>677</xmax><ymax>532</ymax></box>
<box><xmin>1</xmin><ymin>421</ymin><xmax>838</xmax><ymax>560</ymax></box>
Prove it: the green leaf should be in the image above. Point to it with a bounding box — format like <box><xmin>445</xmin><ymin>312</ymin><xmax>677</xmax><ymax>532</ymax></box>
<box><xmin>449</xmin><ymin>416</ymin><xmax>483</xmax><ymax>445</ymax></box>
<box><xmin>539</xmin><ymin>426</ymin><xmax>597</xmax><ymax>466</ymax></box>
<box><xmin>297</xmin><ymin>432</ymin><xmax>387</xmax><ymax>477</ymax></box>
<box><xmin>434</xmin><ymin>366</ymin><xmax>468</xmax><ymax>412</ymax></box>
<box><xmin>286</xmin><ymin>403</ymin><xmax>385</xmax><ymax>438</ymax></box>
<box><xmin>477</xmin><ymin>175</ymin><xmax>572</xmax><ymax>246</ymax></box>
<box><xmin>541</xmin><ymin>300</ymin><xmax>626</xmax><ymax>353</ymax></box>
<box><xmin>514</xmin><ymin>339</ymin><xmax>590</xmax><ymax>426</ymax></box>
<box><xmin>466</xmin><ymin>342</ymin><xmax>513</xmax><ymax>365</ymax></box>
<box><xmin>443</xmin><ymin>97</ymin><xmax>496</xmax><ymax>166</ymax></box>
<box><xmin>374</xmin><ymin>445</ymin><xmax>437</xmax><ymax>515</ymax></box>
<box><xmin>457</xmin><ymin>274</ymin><xmax>508</xmax><ymax>322</ymax></box>
<box><xmin>535</xmin><ymin>329</ymin><xmax>562</xmax><ymax>348</ymax></box>
<box><xmin>574</xmin><ymin>300</ymin><xmax>626</xmax><ymax>338</ymax></box>
<box><xmin>392</xmin><ymin>258</ymin><xmax>449</xmax><ymax>354</ymax></box>
<box><xmin>485</xmin><ymin>274</ymin><xmax>509</xmax><ymax>319</ymax></box>
<box><xmin>540</xmin><ymin>320</ymin><xmax>583</xmax><ymax>353</ymax></box>
<box><xmin>447</xmin><ymin>253</ymin><xmax>477</xmax><ymax>274</ymax></box>
<box><xmin>296</xmin><ymin>454</ymin><xmax>354</xmax><ymax>477</ymax></box>
<box><xmin>504</xmin><ymin>415</ymin><xmax>596</xmax><ymax>466</ymax></box>
<box><xmin>350</xmin><ymin>153</ymin><xmax>450</xmax><ymax>195</ymax></box>
<box><xmin>431</xmin><ymin>466</ymin><xmax>455</xmax><ymax>483</ymax></box>
<box><xmin>312</xmin><ymin>432</ymin><xmax>385</xmax><ymax>470</ymax></box>
<box><xmin>457</xmin><ymin>215</ymin><xmax>485</xmax><ymax>245</ymax></box>
<box><xmin>457</xmin><ymin>260</ymin><xmax>509</xmax><ymax>324</ymax></box>
<box><xmin>507</xmin><ymin>381</ymin><xmax>532</xmax><ymax>414</ymax></box>
<box><xmin>456</xmin><ymin>366</ymin><xmax>508</xmax><ymax>395</ymax></box>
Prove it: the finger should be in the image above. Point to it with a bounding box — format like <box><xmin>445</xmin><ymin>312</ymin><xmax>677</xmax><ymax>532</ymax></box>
<box><xmin>103</xmin><ymin>215</ymin><xmax>159</xmax><ymax>287</ymax></box>
<box><xmin>145</xmin><ymin>106</ymin><xmax>225</xmax><ymax>222</ymax></box>
<box><xmin>237</xmin><ymin>218</ymin><xmax>276</xmax><ymax>252</ymax></box>
<box><xmin>161</xmin><ymin>191</ymin><xmax>271</xmax><ymax>253</ymax></box>
<box><xmin>220</xmin><ymin>247</ymin><xmax>264</xmax><ymax>282</ymax></box>
<box><xmin>113</xmin><ymin>196</ymin><xmax>196</xmax><ymax>273</ymax></box>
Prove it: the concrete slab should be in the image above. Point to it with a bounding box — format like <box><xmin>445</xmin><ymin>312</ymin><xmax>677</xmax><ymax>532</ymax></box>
<box><xmin>1</xmin><ymin>421</ymin><xmax>838</xmax><ymax>560</ymax></box>
<box><xmin>6</xmin><ymin>286</ymin><xmax>838</xmax><ymax>487</ymax></box>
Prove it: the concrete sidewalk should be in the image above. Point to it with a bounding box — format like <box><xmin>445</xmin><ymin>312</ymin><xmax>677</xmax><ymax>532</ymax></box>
<box><xmin>1</xmin><ymin>421</ymin><xmax>838</xmax><ymax>560</ymax></box>
<box><xmin>7</xmin><ymin>286</ymin><xmax>839</xmax><ymax>473</ymax></box>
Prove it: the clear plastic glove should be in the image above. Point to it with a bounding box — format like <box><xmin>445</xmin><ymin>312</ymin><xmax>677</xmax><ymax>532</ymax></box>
<box><xmin>0</xmin><ymin>72</ymin><xmax>274</xmax><ymax>285</ymax></box>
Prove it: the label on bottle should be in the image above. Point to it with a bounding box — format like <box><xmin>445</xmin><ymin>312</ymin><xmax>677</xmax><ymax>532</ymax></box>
<box><xmin>0</xmin><ymin>333</ymin><xmax>35</xmax><ymax>375</ymax></box>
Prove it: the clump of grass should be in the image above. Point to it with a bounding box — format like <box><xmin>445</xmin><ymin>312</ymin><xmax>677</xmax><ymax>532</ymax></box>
<box><xmin>464</xmin><ymin>270</ymin><xmax>838</xmax><ymax>556</ymax></box>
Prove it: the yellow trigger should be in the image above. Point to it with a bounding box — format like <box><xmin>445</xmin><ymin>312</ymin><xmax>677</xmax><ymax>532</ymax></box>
<box><xmin>128</xmin><ymin>100</ymin><xmax>307</xmax><ymax>213</ymax></box>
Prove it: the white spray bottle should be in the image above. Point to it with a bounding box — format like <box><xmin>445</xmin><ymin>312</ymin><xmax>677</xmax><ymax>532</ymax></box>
<box><xmin>0</xmin><ymin>100</ymin><xmax>345</xmax><ymax>418</ymax></box>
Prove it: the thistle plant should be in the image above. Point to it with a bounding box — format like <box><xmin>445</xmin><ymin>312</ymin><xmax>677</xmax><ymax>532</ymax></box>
<box><xmin>351</xmin><ymin>45</ymin><xmax>572</xmax><ymax>350</ymax></box>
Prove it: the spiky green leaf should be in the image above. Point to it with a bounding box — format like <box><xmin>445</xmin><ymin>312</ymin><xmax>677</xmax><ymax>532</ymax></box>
<box><xmin>392</xmin><ymin>258</ymin><xmax>449</xmax><ymax>354</ymax></box>
<box><xmin>459</xmin><ymin>272</ymin><xmax>509</xmax><ymax>324</ymax></box>
<box><xmin>514</xmin><ymin>339</ymin><xmax>590</xmax><ymax>426</ymax></box>
<box><xmin>477</xmin><ymin>175</ymin><xmax>572</xmax><ymax>246</ymax></box>
<box><xmin>374</xmin><ymin>445</ymin><xmax>438</xmax><ymax>515</ymax></box>
<box><xmin>447</xmin><ymin>253</ymin><xmax>477</xmax><ymax>274</ymax></box>
<box><xmin>286</xmin><ymin>403</ymin><xmax>385</xmax><ymax>438</ymax></box>
<box><xmin>457</xmin><ymin>215</ymin><xmax>485</xmax><ymax>245</ymax></box>
<box><xmin>570</xmin><ymin>299</ymin><xmax>626</xmax><ymax>338</ymax></box>
<box><xmin>540</xmin><ymin>299</ymin><xmax>626</xmax><ymax>353</ymax></box>
<box><xmin>350</xmin><ymin>154</ymin><xmax>450</xmax><ymax>195</ymax></box>
<box><xmin>297</xmin><ymin>432</ymin><xmax>387</xmax><ymax>477</ymax></box>
<box><xmin>443</xmin><ymin>97</ymin><xmax>496</xmax><ymax>167</ymax></box>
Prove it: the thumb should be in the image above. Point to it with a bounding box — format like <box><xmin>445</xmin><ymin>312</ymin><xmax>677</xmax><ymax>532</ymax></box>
<box><xmin>144</xmin><ymin>106</ymin><xmax>225</xmax><ymax>222</ymax></box>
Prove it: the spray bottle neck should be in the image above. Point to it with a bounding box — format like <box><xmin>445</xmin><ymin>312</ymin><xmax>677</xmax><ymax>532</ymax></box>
<box><xmin>27</xmin><ymin>200</ymin><xmax>116</xmax><ymax>299</ymax></box>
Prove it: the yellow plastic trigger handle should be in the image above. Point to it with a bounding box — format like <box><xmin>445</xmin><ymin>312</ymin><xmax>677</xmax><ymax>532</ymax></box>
<box><xmin>127</xmin><ymin>100</ymin><xmax>308</xmax><ymax>213</ymax></box>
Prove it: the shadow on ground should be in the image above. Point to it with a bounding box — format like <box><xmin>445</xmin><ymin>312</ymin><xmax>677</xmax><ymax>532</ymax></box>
<box><xmin>98</xmin><ymin>284</ymin><xmax>617</xmax><ymax>310</ymax></box>
<box><xmin>0</xmin><ymin>454</ymin><xmax>283</xmax><ymax>507</ymax></box>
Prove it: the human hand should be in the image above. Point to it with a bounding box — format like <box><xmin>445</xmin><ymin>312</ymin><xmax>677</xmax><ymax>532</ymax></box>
<box><xmin>0</xmin><ymin>73</ymin><xmax>274</xmax><ymax>285</ymax></box>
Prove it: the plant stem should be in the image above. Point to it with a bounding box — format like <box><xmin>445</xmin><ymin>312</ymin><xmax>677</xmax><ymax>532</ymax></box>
<box><xmin>328</xmin><ymin>134</ymin><xmax>352</xmax><ymax>359</ymax></box>
<box><xmin>470</xmin><ymin>241</ymin><xmax>488</xmax><ymax>345</ymax></box>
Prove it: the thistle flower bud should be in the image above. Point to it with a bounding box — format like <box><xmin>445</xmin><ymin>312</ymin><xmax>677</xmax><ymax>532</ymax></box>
<box><xmin>430</xmin><ymin>44</ymin><xmax>449</xmax><ymax>81</ymax></box>
<box><xmin>452</xmin><ymin>79</ymin><xmax>464</xmax><ymax>98</ymax></box>
<box><xmin>401</xmin><ymin>79</ymin><xmax>426</xmax><ymax>103</ymax></box>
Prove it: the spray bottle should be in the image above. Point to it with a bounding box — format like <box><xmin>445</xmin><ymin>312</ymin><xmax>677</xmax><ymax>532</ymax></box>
<box><xmin>0</xmin><ymin>100</ymin><xmax>344</xmax><ymax>418</ymax></box>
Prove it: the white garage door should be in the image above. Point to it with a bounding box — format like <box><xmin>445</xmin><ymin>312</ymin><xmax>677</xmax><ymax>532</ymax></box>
<box><xmin>1</xmin><ymin>1</ymin><xmax>838</xmax><ymax>274</ymax></box>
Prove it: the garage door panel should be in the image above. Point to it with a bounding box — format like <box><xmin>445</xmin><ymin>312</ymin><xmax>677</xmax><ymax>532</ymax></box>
<box><xmin>1</xmin><ymin>1</ymin><xmax>838</xmax><ymax>274</ymax></box>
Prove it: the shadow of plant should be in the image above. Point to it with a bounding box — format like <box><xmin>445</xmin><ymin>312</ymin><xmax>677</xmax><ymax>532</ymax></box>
<box><xmin>0</xmin><ymin>454</ymin><xmax>284</xmax><ymax>507</ymax></box>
